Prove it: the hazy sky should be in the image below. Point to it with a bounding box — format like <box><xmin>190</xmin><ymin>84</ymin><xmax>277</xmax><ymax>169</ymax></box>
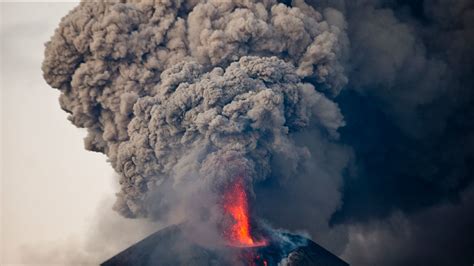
<box><xmin>0</xmin><ymin>2</ymin><xmax>132</xmax><ymax>264</ymax></box>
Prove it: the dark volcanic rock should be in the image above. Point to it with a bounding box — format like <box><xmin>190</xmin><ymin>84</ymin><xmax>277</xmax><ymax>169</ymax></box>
<box><xmin>101</xmin><ymin>224</ymin><xmax>348</xmax><ymax>266</ymax></box>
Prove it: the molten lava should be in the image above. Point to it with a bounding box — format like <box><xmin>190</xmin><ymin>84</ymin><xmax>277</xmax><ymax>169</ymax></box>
<box><xmin>223</xmin><ymin>177</ymin><xmax>266</xmax><ymax>247</ymax></box>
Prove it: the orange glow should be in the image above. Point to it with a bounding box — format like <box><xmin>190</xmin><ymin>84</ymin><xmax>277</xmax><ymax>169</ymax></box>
<box><xmin>223</xmin><ymin>177</ymin><xmax>266</xmax><ymax>247</ymax></box>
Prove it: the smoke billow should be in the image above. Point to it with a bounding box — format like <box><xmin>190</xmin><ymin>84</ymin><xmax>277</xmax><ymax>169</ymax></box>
<box><xmin>115</xmin><ymin>55</ymin><xmax>344</xmax><ymax>220</ymax></box>
<box><xmin>43</xmin><ymin>0</ymin><xmax>474</xmax><ymax>264</ymax></box>
<box><xmin>43</xmin><ymin>0</ymin><xmax>349</xmax><ymax>244</ymax></box>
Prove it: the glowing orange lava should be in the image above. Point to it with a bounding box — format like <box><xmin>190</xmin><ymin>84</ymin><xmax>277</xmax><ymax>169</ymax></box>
<box><xmin>223</xmin><ymin>177</ymin><xmax>266</xmax><ymax>247</ymax></box>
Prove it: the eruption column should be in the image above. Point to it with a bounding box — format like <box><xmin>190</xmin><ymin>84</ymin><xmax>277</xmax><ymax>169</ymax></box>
<box><xmin>42</xmin><ymin>0</ymin><xmax>347</xmax><ymax>221</ymax></box>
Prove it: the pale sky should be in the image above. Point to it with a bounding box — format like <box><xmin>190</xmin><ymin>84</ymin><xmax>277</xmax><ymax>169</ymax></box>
<box><xmin>0</xmin><ymin>2</ymin><xmax>155</xmax><ymax>265</ymax></box>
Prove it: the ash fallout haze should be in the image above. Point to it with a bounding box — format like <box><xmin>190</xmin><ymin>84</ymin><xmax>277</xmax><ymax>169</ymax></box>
<box><xmin>4</xmin><ymin>0</ymin><xmax>473</xmax><ymax>265</ymax></box>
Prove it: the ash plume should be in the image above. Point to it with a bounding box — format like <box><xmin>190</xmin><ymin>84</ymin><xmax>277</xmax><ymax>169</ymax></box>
<box><xmin>43</xmin><ymin>0</ymin><xmax>348</xmax><ymax>234</ymax></box>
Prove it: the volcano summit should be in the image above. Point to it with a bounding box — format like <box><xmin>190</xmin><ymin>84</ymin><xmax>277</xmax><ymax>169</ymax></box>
<box><xmin>101</xmin><ymin>224</ymin><xmax>349</xmax><ymax>266</ymax></box>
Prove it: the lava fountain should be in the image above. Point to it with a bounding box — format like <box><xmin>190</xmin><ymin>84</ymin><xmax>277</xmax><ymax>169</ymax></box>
<box><xmin>222</xmin><ymin>177</ymin><xmax>267</xmax><ymax>248</ymax></box>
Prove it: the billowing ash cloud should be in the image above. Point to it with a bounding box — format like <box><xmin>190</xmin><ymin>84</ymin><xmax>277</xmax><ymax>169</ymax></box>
<box><xmin>42</xmin><ymin>0</ymin><xmax>348</xmax><ymax>228</ymax></box>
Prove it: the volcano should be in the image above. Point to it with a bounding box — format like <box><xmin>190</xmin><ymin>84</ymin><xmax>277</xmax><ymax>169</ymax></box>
<box><xmin>101</xmin><ymin>224</ymin><xmax>348</xmax><ymax>266</ymax></box>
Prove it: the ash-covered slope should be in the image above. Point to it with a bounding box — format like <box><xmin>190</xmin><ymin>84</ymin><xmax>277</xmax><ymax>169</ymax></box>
<box><xmin>101</xmin><ymin>224</ymin><xmax>348</xmax><ymax>266</ymax></box>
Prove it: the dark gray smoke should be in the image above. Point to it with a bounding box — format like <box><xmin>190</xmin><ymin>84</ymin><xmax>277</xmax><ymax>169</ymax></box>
<box><xmin>307</xmin><ymin>0</ymin><xmax>474</xmax><ymax>265</ymax></box>
<box><xmin>43</xmin><ymin>0</ymin><xmax>474</xmax><ymax>265</ymax></box>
